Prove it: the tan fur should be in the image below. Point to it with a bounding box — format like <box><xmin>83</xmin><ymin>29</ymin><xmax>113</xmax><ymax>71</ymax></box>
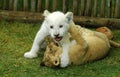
<box><xmin>96</xmin><ymin>27</ymin><xmax>120</xmax><ymax>47</ymax></box>
<box><xmin>41</xmin><ymin>22</ymin><xmax>110</xmax><ymax>67</ymax></box>
<box><xmin>96</xmin><ymin>27</ymin><xmax>113</xmax><ymax>40</ymax></box>
<box><xmin>40</xmin><ymin>36</ymin><xmax>62</xmax><ymax>67</ymax></box>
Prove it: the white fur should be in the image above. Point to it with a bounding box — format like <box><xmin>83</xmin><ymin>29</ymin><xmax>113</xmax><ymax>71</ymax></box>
<box><xmin>59</xmin><ymin>33</ymin><xmax>71</xmax><ymax>67</ymax></box>
<box><xmin>24</xmin><ymin>22</ymin><xmax>49</xmax><ymax>58</ymax></box>
<box><xmin>24</xmin><ymin>10</ymin><xmax>73</xmax><ymax>59</ymax></box>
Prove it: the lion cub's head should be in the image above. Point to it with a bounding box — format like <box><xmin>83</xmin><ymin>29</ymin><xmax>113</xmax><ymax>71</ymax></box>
<box><xmin>40</xmin><ymin>36</ymin><xmax>62</xmax><ymax>67</ymax></box>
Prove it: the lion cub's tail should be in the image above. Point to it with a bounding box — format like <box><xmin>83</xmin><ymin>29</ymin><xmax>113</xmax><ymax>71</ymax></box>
<box><xmin>96</xmin><ymin>27</ymin><xmax>120</xmax><ymax>48</ymax></box>
<box><xmin>109</xmin><ymin>40</ymin><xmax>120</xmax><ymax>48</ymax></box>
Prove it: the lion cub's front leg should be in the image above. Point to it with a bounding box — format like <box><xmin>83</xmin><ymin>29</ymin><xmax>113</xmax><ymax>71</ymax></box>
<box><xmin>69</xmin><ymin>24</ymin><xmax>88</xmax><ymax>50</ymax></box>
<box><xmin>60</xmin><ymin>43</ymin><xmax>70</xmax><ymax>67</ymax></box>
<box><xmin>24</xmin><ymin>25</ymin><xmax>48</xmax><ymax>58</ymax></box>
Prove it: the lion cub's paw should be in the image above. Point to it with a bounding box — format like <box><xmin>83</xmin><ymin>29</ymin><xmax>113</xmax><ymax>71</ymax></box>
<box><xmin>24</xmin><ymin>52</ymin><xmax>38</xmax><ymax>59</ymax></box>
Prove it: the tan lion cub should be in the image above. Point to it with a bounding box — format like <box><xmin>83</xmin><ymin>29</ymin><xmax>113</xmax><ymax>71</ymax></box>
<box><xmin>40</xmin><ymin>22</ymin><xmax>110</xmax><ymax>68</ymax></box>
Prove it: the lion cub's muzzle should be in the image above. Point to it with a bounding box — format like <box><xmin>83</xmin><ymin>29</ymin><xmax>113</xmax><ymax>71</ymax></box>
<box><xmin>40</xmin><ymin>58</ymin><xmax>61</xmax><ymax>68</ymax></box>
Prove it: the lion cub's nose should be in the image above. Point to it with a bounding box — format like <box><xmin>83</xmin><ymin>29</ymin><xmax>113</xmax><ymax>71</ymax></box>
<box><xmin>54</xmin><ymin>34</ymin><xmax>59</xmax><ymax>37</ymax></box>
<box><xmin>53</xmin><ymin>59</ymin><xmax>60</xmax><ymax>66</ymax></box>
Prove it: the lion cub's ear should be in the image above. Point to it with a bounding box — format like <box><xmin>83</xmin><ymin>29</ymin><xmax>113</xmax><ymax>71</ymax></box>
<box><xmin>43</xmin><ymin>10</ymin><xmax>50</xmax><ymax>17</ymax></box>
<box><xmin>45</xmin><ymin>36</ymin><xmax>54</xmax><ymax>45</ymax></box>
<box><xmin>65</xmin><ymin>12</ymin><xmax>73</xmax><ymax>23</ymax></box>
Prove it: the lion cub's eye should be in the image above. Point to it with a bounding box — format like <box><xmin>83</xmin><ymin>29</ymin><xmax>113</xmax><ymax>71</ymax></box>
<box><xmin>49</xmin><ymin>48</ymin><xmax>52</xmax><ymax>51</ymax></box>
<box><xmin>50</xmin><ymin>25</ymin><xmax>53</xmax><ymax>29</ymax></box>
<box><xmin>59</xmin><ymin>25</ymin><xmax>63</xmax><ymax>28</ymax></box>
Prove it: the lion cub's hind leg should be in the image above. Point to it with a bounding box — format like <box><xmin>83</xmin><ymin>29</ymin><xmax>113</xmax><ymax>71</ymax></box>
<box><xmin>94</xmin><ymin>31</ymin><xmax>110</xmax><ymax>48</ymax></box>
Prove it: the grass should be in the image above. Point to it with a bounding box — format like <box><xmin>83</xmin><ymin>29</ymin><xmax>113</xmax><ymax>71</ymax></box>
<box><xmin>0</xmin><ymin>21</ymin><xmax>120</xmax><ymax>77</ymax></box>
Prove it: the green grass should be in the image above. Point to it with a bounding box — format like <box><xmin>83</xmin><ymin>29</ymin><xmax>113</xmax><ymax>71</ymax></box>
<box><xmin>0</xmin><ymin>21</ymin><xmax>120</xmax><ymax>77</ymax></box>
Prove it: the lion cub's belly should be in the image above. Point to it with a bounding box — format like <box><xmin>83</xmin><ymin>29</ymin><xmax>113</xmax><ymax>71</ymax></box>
<box><xmin>69</xmin><ymin>35</ymin><xmax>110</xmax><ymax>65</ymax></box>
<box><xmin>83</xmin><ymin>36</ymin><xmax>110</xmax><ymax>62</ymax></box>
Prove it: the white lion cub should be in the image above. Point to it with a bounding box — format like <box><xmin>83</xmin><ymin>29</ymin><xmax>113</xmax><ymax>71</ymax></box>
<box><xmin>24</xmin><ymin>10</ymin><xmax>73</xmax><ymax>67</ymax></box>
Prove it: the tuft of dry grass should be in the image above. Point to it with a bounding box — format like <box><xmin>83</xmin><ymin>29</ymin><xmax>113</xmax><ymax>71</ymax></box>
<box><xmin>0</xmin><ymin>21</ymin><xmax>120</xmax><ymax>77</ymax></box>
